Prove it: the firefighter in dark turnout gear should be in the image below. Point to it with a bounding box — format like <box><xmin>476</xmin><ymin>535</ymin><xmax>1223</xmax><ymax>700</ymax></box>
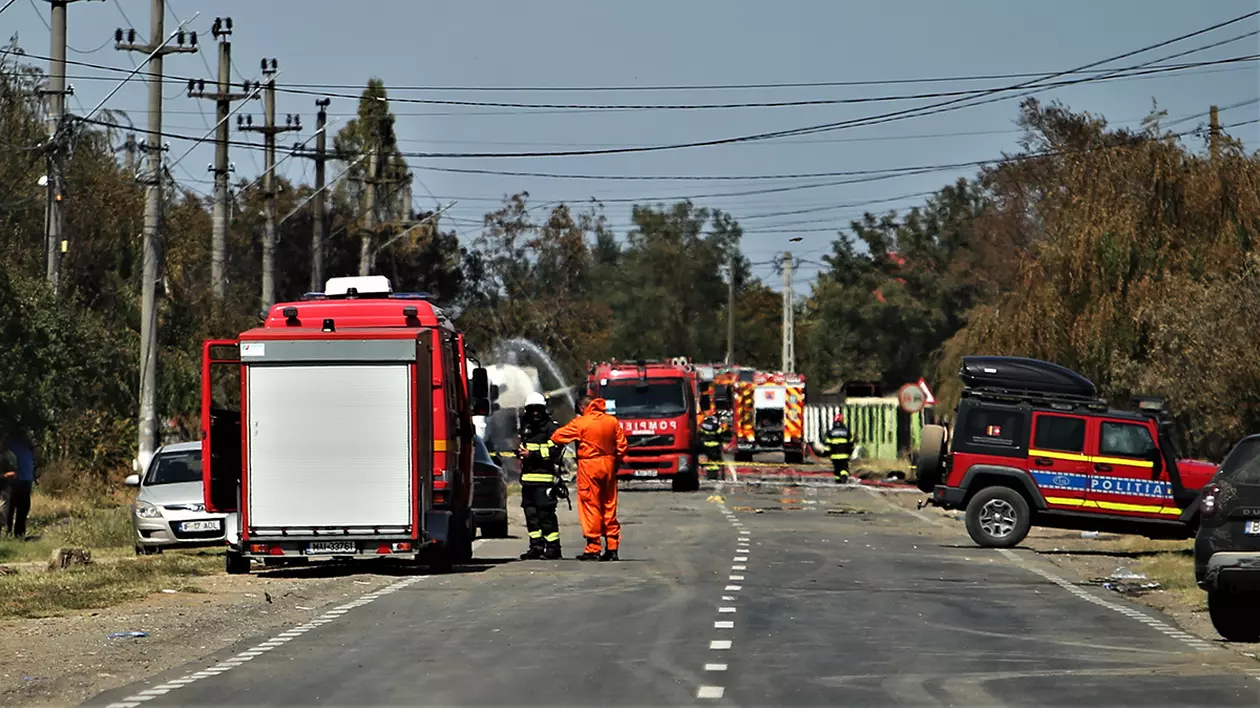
<box><xmin>825</xmin><ymin>413</ymin><xmax>854</xmax><ymax>483</ymax></box>
<box><xmin>699</xmin><ymin>415</ymin><xmax>724</xmax><ymax>462</ymax></box>
<box><xmin>517</xmin><ymin>393</ymin><xmax>564</xmax><ymax>560</ymax></box>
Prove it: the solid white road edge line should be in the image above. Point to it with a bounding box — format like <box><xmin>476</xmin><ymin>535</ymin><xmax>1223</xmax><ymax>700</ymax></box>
<box><xmin>995</xmin><ymin>548</ymin><xmax>1215</xmax><ymax>653</ymax></box>
<box><xmin>102</xmin><ymin>540</ymin><xmax>486</xmax><ymax>708</ymax></box>
<box><xmin>860</xmin><ymin>485</ymin><xmax>1217</xmax><ymax>653</ymax></box>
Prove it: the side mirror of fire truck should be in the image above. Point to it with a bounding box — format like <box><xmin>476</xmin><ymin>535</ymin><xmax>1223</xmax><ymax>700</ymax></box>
<box><xmin>471</xmin><ymin>367</ymin><xmax>492</xmax><ymax>416</ymax></box>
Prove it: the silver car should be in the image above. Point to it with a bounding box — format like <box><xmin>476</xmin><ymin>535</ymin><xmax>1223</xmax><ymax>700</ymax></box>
<box><xmin>124</xmin><ymin>442</ymin><xmax>227</xmax><ymax>555</ymax></box>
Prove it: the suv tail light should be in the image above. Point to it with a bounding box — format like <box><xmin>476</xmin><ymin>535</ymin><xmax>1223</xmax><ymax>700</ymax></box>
<box><xmin>1201</xmin><ymin>483</ymin><xmax>1221</xmax><ymax>518</ymax></box>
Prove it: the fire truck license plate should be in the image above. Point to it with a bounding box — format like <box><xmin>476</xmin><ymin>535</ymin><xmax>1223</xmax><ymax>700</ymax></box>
<box><xmin>1245</xmin><ymin>521</ymin><xmax>1260</xmax><ymax>535</ymax></box>
<box><xmin>306</xmin><ymin>541</ymin><xmax>357</xmax><ymax>555</ymax></box>
<box><xmin>633</xmin><ymin>469</ymin><xmax>658</xmax><ymax>478</ymax></box>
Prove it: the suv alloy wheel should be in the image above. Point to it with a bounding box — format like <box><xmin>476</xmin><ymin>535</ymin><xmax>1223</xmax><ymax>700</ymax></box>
<box><xmin>965</xmin><ymin>486</ymin><xmax>1032</xmax><ymax>548</ymax></box>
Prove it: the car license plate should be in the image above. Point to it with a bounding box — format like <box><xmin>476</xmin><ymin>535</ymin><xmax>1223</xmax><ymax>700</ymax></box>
<box><xmin>1245</xmin><ymin>521</ymin><xmax>1260</xmax><ymax>535</ymax></box>
<box><xmin>306</xmin><ymin>541</ymin><xmax>357</xmax><ymax>555</ymax></box>
<box><xmin>633</xmin><ymin>469</ymin><xmax>658</xmax><ymax>478</ymax></box>
<box><xmin>179</xmin><ymin>520</ymin><xmax>221</xmax><ymax>532</ymax></box>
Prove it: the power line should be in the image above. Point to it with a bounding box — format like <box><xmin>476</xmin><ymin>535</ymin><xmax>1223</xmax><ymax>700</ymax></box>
<box><xmin>275</xmin><ymin>39</ymin><xmax>1259</xmax><ymax>111</ymax></box>
<box><xmin>205</xmin><ymin>54</ymin><xmax>1260</xmax><ymax>93</ymax></box>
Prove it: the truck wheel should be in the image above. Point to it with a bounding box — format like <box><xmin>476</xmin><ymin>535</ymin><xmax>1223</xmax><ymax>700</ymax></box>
<box><xmin>734</xmin><ymin>452</ymin><xmax>753</xmax><ymax>463</ymax></box>
<box><xmin>672</xmin><ymin>471</ymin><xmax>700</xmax><ymax>493</ymax></box>
<box><xmin>1208</xmin><ymin>589</ymin><xmax>1260</xmax><ymax>642</ymax></box>
<box><xmin>453</xmin><ymin>513</ymin><xmax>474</xmax><ymax>564</ymax></box>
<box><xmin>225</xmin><ymin>550</ymin><xmax>251</xmax><ymax>575</ymax></box>
<box><xmin>429</xmin><ymin>550</ymin><xmax>454</xmax><ymax>574</ymax></box>
<box><xmin>964</xmin><ymin>486</ymin><xmax>1031</xmax><ymax>548</ymax></box>
<box><xmin>916</xmin><ymin>424</ymin><xmax>948</xmax><ymax>493</ymax></box>
<box><xmin>482</xmin><ymin>519</ymin><xmax>509</xmax><ymax>539</ymax></box>
<box><xmin>784</xmin><ymin>450</ymin><xmax>804</xmax><ymax>465</ymax></box>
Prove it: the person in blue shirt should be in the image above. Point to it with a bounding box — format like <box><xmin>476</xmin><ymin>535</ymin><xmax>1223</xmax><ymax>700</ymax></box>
<box><xmin>0</xmin><ymin>429</ymin><xmax>37</xmax><ymax>538</ymax></box>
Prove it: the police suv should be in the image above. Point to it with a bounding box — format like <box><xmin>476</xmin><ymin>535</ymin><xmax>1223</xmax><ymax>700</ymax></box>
<box><xmin>917</xmin><ymin>356</ymin><xmax>1218</xmax><ymax>548</ymax></box>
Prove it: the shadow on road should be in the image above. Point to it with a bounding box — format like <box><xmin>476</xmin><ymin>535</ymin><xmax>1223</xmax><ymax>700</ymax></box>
<box><xmin>255</xmin><ymin>556</ymin><xmax>512</xmax><ymax>580</ymax></box>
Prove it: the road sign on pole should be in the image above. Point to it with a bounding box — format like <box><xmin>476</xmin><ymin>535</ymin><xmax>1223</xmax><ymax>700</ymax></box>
<box><xmin>898</xmin><ymin>383</ymin><xmax>926</xmax><ymax>414</ymax></box>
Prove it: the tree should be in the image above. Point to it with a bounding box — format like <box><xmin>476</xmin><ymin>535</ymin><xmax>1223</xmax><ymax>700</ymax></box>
<box><xmin>797</xmin><ymin>178</ymin><xmax>987</xmax><ymax>390</ymax></box>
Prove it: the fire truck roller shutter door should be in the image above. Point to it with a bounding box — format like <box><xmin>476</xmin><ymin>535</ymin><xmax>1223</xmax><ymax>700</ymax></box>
<box><xmin>246</xmin><ymin>363</ymin><xmax>413</xmax><ymax>529</ymax></box>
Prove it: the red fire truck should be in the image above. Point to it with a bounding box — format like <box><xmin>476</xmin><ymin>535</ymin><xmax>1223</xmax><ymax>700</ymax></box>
<box><xmin>587</xmin><ymin>359</ymin><xmax>701</xmax><ymax>492</ymax></box>
<box><xmin>733</xmin><ymin>371</ymin><xmax>807</xmax><ymax>463</ymax></box>
<box><xmin>201</xmin><ymin>276</ymin><xmax>491</xmax><ymax>574</ymax></box>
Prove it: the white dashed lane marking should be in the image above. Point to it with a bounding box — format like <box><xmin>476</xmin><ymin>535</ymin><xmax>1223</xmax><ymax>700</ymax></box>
<box><xmin>700</xmin><ymin>492</ymin><xmax>748</xmax><ymax>700</ymax></box>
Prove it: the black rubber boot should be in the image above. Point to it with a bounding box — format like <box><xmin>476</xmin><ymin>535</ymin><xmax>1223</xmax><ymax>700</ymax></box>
<box><xmin>576</xmin><ymin>551</ymin><xmax>601</xmax><ymax>561</ymax></box>
<box><xmin>543</xmin><ymin>544</ymin><xmax>562</xmax><ymax>560</ymax></box>
<box><xmin>599</xmin><ymin>550</ymin><xmax>619</xmax><ymax>562</ymax></box>
<box><xmin>520</xmin><ymin>546</ymin><xmax>545</xmax><ymax>560</ymax></box>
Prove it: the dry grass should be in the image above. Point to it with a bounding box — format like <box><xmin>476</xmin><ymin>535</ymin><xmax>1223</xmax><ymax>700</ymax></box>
<box><xmin>0</xmin><ymin>552</ymin><xmax>219</xmax><ymax>618</ymax></box>
<box><xmin>0</xmin><ymin>484</ymin><xmax>221</xmax><ymax>619</ymax></box>
<box><xmin>0</xmin><ymin>492</ymin><xmax>135</xmax><ymax>564</ymax></box>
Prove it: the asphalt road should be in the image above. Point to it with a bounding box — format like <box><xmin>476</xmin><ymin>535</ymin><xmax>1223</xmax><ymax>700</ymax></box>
<box><xmin>89</xmin><ymin>472</ymin><xmax>1260</xmax><ymax>706</ymax></box>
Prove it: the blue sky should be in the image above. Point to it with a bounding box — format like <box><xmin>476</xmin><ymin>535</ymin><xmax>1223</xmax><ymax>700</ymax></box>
<box><xmin>5</xmin><ymin>0</ymin><xmax>1258</xmax><ymax>290</ymax></box>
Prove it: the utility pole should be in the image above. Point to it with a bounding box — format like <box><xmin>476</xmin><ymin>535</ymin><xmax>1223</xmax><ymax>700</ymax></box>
<box><xmin>40</xmin><ymin>0</ymin><xmax>89</xmax><ymax>295</ymax></box>
<box><xmin>1209</xmin><ymin>104</ymin><xmax>1220</xmax><ymax>168</ymax></box>
<box><xmin>239</xmin><ymin>58</ymin><xmax>300</xmax><ymax>310</ymax></box>
<box><xmin>359</xmin><ymin>146</ymin><xmax>378</xmax><ymax>276</ymax></box>
<box><xmin>351</xmin><ymin>146</ymin><xmax>410</xmax><ymax>276</ymax></box>
<box><xmin>292</xmin><ymin>97</ymin><xmax>330</xmax><ymax>291</ymax></box>
<box><xmin>188</xmin><ymin>17</ymin><xmax>258</xmax><ymax>301</ymax></box>
<box><xmin>725</xmin><ymin>249</ymin><xmax>736</xmax><ymax>365</ymax></box>
<box><xmin>114</xmin><ymin>0</ymin><xmax>197</xmax><ymax>473</ymax></box>
<box><xmin>780</xmin><ymin>251</ymin><xmax>796</xmax><ymax>374</ymax></box>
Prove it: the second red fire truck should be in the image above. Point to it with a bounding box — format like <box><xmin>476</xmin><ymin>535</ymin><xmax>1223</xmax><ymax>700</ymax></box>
<box><xmin>587</xmin><ymin>359</ymin><xmax>702</xmax><ymax>492</ymax></box>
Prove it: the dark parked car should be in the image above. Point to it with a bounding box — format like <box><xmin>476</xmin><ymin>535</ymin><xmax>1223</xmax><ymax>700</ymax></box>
<box><xmin>1194</xmin><ymin>434</ymin><xmax>1260</xmax><ymax>642</ymax></box>
<box><xmin>472</xmin><ymin>435</ymin><xmax>509</xmax><ymax>538</ymax></box>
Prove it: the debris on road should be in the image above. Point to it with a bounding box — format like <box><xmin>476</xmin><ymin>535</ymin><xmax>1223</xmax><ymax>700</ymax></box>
<box><xmin>1110</xmin><ymin>566</ymin><xmax>1147</xmax><ymax>580</ymax></box>
<box><xmin>106</xmin><ymin>631</ymin><xmax>148</xmax><ymax>640</ymax></box>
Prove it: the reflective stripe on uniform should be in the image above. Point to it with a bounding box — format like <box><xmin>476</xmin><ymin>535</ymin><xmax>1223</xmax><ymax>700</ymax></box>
<box><xmin>544</xmin><ymin>532</ymin><xmax>560</xmax><ymax>542</ymax></box>
<box><xmin>524</xmin><ymin>442</ymin><xmax>556</xmax><ymax>452</ymax></box>
<box><xmin>521</xmin><ymin>473</ymin><xmax>557</xmax><ymax>483</ymax></box>
<box><xmin>830</xmin><ymin>453</ymin><xmax>850</xmax><ymax>460</ymax></box>
<box><xmin>528</xmin><ymin>530</ymin><xmax>542</xmax><ymax>539</ymax></box>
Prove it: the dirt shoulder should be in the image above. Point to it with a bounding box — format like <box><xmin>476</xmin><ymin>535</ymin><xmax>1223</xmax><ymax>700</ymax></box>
<box><xmin>2</xmin><ymin>496</ymin><xmax>528</xmax><ymax>708</ymax></box>
<box><xmin>0</xmin><ymin>561</ymin><xmax>403</xmax><ymax>707</ymax></box>
<box><xmin>872</xmin><ymin>489</ymin><xmax>1260</xmax><ymax>659</ymax></box>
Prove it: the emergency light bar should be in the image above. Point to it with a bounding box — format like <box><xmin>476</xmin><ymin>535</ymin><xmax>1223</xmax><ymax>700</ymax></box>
<box><xmin>324</xmin><ymin>275</ymin><xmax>392</xmax><ymax>298</ymax></box>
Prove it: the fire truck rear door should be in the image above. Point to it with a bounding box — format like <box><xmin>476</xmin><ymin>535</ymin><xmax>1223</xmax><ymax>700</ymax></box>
<box><xmin>202</xmin><ymin>340</ymin><xmax>242</xmax><ymax>513</ymax></box>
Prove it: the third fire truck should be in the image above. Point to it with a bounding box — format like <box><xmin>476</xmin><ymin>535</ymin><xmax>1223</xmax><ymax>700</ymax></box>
<box><xmin>733</xmin><ymin>371</ymin><xmax>807</xmax><ymax>463</ymax></box>
<box><xmin>587</xmin><ymin>359</ymin><xmax>701</xmax><ymax>492</ymax></box>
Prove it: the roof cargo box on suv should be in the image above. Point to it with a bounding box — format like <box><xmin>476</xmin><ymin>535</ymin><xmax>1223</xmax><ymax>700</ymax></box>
<box><xmin>960</xmin><ymin>356</ymin><xmax>1097</xmax><ymax>398</ymax></box>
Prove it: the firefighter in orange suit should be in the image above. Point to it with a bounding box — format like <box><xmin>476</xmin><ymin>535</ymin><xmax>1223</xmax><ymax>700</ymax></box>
<box><xmin>551</xmin><ymin>391</ymin><xmax>628</xmax><ymax>561</ymax></box>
